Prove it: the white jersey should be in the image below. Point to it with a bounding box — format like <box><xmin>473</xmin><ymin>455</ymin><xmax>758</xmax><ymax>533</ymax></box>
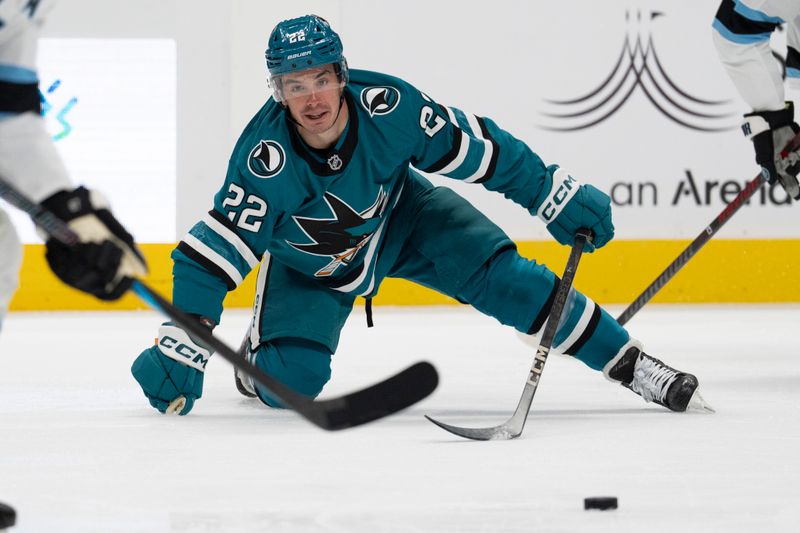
<box><xmin>0</xmin><ymin>0</ymin><xmax>70</xmax><ymax>203</ymax></box>
<box><xmin>0</xmin><ymin>0</ymin><xmax>67</xmax><ymax>320</ymax></box>
<box><xmin>712</xmin><ymin>0</ymin><xmax>800</xmax><ymax>112</ymax></box>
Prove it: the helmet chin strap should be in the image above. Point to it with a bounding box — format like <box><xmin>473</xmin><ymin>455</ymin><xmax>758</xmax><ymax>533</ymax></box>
<box><xmin>285</xmin><ymin>90</ymin><xmax>346</xmax><ymax>136</ymax></box>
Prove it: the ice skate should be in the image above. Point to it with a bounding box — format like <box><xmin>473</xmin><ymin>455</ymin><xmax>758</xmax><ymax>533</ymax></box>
<box><xmin>604</xmin><ymin>343</ymin><xmax>714</xmax><ymax>413</ymax></box>
<box><xmin>234</xmin><ymin>339</ymin><xmax>258</xmax><ymax>399</ymax></box>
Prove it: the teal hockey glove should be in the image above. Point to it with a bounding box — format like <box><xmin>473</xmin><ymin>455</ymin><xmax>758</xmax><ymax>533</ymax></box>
<box><xmin>531</xmin><ymin>166</ymin><xmax>614</xmax><ymax>252</ymax></box>
<box><xmin>131</xmin><ymin>321</ymin><xmax>213</xmax><ymax>415</ymax></box>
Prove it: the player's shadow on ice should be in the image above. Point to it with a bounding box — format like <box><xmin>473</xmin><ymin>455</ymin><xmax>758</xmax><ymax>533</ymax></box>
<box><xmin>422</xmin><ymin>407</ymin><xmax>662</xmax><ymax>419</ymax></box>
<box><xmin>420</xmin><ymin>408</ymin><xmax>668</xmax><ymax>442</ymax></box>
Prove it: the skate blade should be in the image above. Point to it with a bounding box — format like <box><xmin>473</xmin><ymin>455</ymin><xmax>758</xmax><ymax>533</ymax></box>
<box><xmin>235</xmin><ymin>368</ymin><xmax>258</xmax><ymax>398</ymax></box>
<box><xmin>687</xmin><ymin>390</ymin><xmax>715</xmax><ymax>413</ymax></box>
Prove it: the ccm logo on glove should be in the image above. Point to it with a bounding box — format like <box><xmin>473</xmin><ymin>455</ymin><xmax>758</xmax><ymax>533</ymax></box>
<box><xmin>157</xmin><ymin>325</ymin><xmax>211</xmax><ymax>372</ymax></box>
<box><xmin>537</xmin><ymin>169</ymin><xmax>579</xmax><ymax>223</ymax></box>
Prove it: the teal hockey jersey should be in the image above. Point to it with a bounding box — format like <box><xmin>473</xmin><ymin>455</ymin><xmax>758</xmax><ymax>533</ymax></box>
<box><xmin>172</xmin><ymin>68</ymin><xmax>553</xmax><ymax>322</ymax></box>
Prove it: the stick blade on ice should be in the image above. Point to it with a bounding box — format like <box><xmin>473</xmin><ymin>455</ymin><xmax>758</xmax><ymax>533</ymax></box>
<box><xmin>424</xmin><ymin>414</ymin><xmax>523</xmax><ymax>441</ymax></box>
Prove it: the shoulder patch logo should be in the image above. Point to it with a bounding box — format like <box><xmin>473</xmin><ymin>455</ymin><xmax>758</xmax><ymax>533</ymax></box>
<box><xmin>360</xmin><ymin>86</ymin><xmax>401</xmax><ymax>117</ymax></box>
<box><xmin>247</xmin><ymin>140</ymin><xmax>286</xmax><ymax>178</ymax></box>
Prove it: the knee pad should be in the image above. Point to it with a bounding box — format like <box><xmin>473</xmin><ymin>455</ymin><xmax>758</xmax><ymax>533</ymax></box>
<box><xmin>252</xmin><ymin>338</ymin><xmax>332</xmax><ymax>408</ymax></box>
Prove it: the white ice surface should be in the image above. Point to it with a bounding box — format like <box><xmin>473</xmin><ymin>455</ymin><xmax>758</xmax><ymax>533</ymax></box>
<box><xmin>0</xmin><ymin>305</ymin><xmax>799</xmax><ymax>533</ymax></box>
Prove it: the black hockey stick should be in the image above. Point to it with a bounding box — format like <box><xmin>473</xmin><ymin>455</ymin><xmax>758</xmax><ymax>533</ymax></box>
<box><xmin>616</xmin><ymin>173</ymin><xmax>764</xmax><ymax>326</ymax></box>
<box><xmin>425</xmin><ymin>228</ymin><xmax>591</xmax><ymax>440</ymax></box>
<box><xmin>0</xmin><ymin>177</ymin><xmax>439</xmax><ymax>430</ymax></box>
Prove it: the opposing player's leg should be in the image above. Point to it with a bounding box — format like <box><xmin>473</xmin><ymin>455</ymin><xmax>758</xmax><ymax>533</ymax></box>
<box><xmin>382</xmin><ymin>171</ymin><xmax>706</xmax><ymax>412</ymax></box>
<box><xmin>0</xmin><ymin>208</ymin><xmax>22</xmax><ymax>333</ymax></box>
<box><xmin>234</xmin><ymin>254</ymin><xmax>353</xmax><ymax>407</ymax></box>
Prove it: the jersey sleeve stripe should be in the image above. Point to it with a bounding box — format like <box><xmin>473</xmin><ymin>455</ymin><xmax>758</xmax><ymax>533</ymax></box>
<box><xmin>0</xmin><ymin>80</ymin><xmax>40</xmax><ymax>114</ymax></box>
<box><xmin>441</xmin><ymin>104</ymin><xmax>457</xmax><ymax>124</ymax></box>
<box><xmin>712</xmin><ymin>18</ymin><xmax>772</xmax><ymax>44</ymax></box>
<box><xmin>434</xmin><ymin>107</ymin><xmax>488</xmax><ymax>181</ymax></box>
<box><xmin>462</xmin><ymin>114</ymin><xmax>498</xmax><ymax>184</ymax></box>
<box><xmin>176</xmin><ymin>241</ymin><xmax>238</xmax><ymax>291</ymax></box>
<box><xmin>180</xmin><ymin>235</ymin><xmax>244</xmax><ymax>288</ymax></box>
<box><xmin>450</xmin><ymin>107</ymin><xmax>476</xmax><ymax>138</ymax></box>
<box><xmin>186</xmin><ymin>221</ymin><xmax>254</xmax><ymax>279</ymax></box>
<box><xmin>0</xmin><ymin>64</ymin><xmax>38</xmax><ymax>84</ymax></box>
<box><xmin>463</xmin><ymin>138</ymin><xmax>494</xmax><ymax>183</ymax></box>
<box><xmin>713</xmin><ymin>0</ymin><xmax>778</xmax><ymax>44</ymax></box>
<box><xmin>421</xmin><ymin>106</ymin><xmax>464</xmax><ymax>174</ymax></box>
<box><xmin>463</xmin><ymin>112</ymin><xmax>481</xmax><ymax>140</ymax></box>
<box><xmin>438</xmin><ymin>108</ymin><xmax>491</xmax><ymax>183</ymax></box>
<box><xmin>472</xmin><ymin>117</ymin><xmax>499</xmax><ymax>184</ymax></box>
<box><xmin>204</xmin><ymin>210</ymin><xmax>261</xmax><ymax>268</ymax></box>
<box><xmin>428</xmin><ymin>127</ymin><xmax>469</xmax><ymax>175</ymax></box>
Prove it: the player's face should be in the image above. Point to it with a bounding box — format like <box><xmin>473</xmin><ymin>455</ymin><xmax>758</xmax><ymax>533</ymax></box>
<box><xmin>281</xmin><ymin>65</ymin><xmax>344</xmax><ymax>134</ymax></box>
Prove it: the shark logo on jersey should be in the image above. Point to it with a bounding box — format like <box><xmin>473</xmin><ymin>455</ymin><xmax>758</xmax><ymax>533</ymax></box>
<box><xmin>288</xmin><ymin>188</ymin><xmax>388</xmax><ymax>277</ymax></box>
<box><xmin>247</xmin><ymin>140</ymin><xmax>286</xmax><ymax>178</ymax></box>
<box><xmin>360</xmin><ymin>86</ymin><xmax>401</xmax><ymax>117</ymax></box>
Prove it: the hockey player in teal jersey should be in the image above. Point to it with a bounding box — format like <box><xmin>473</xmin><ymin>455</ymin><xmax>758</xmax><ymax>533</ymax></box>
<box><xmin>131</xmin><ymin>15</ymin><xmax>708</xmax><ymax>415</ymax></box>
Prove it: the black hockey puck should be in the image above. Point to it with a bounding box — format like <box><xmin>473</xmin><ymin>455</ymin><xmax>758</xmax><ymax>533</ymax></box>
<box><xmin>584</xmin><ymin>496</ymin><xmax>618</xmax><ymax>510</ymax></box>
<box><xmin>0</xmin><ymin>502</ymin><xmax>16</xmax><ymax>528</ymax></box>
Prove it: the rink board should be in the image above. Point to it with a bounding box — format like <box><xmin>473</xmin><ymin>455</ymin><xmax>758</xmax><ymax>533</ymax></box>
<box><xmin>9</xmin><ymin>239</ymin><xmax>800</xmax><ymax>311</ymax></box>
